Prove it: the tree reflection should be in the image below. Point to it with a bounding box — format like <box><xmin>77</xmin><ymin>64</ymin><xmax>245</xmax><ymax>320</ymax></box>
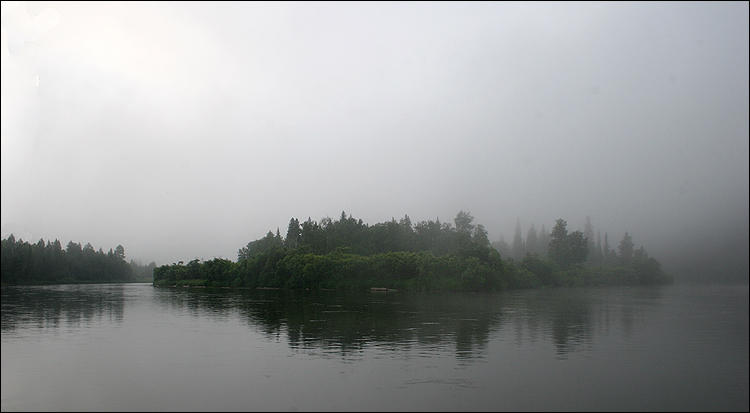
<box><xmin>148</xmin><ymin>285</ymin><xmax>666</xmax><ymax>359</ymax></box>
<box><xmin>503</xmin><ymin>286</ymin><xmax>665</xmax><ymax>358</ymax></box>
<box><xmin>1</xmin><ymin>284</ymin><xmax>126</xmax><ymax>332</ymax></box>
<box><xmin>1</xmin><ymin>283</ymin><xmax>668</xmax><ymax>359</ymax></box>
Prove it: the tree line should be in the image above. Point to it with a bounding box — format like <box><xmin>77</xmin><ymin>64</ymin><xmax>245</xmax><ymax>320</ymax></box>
<box><xmin>1</xmin><ymin>235</ymin><xmax>135</xmax><ymax>284</ymax></box>
<box><xmin>153</xmin><ymin>211</ymin><xmax>672</xmax><ymax>291</ymax></box>
<box><xmin>495</xmin><ymin>216</ymin><xmax>658</xmax><ymax>269</ymax></box>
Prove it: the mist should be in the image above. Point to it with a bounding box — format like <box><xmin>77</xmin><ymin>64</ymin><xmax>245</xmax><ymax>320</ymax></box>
<box><xmin>2</xmin><ymin>2</ymin><xmax>747</xmax><ymax>282</ymax></box>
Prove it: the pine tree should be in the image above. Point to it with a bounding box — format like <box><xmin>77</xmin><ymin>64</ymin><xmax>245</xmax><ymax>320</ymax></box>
<box><xmin>603</xmin><ymin>232</ymin><xmax>610</xmax><ymax>259</ymax></box>
<box><xmin>525</xmin><ymin>224</ymin><xmax>538</xmax><ymax>257</ymax></box>
<box><xmin>618</xmin><ymin>232</ymin><xmax>634</xmax><ymax>264</ymax></box>
<box><xmin>285</xmin><ymin>218</ymin><xmax>301</xmax><ymax>248</ymax></box>
<box><xmin>548</xmin><ymin>219</ymin><xmax>569</xmax><ymax>265</ymax></box>
<box><xmin>583</xmin><ymin>216</ymin><xmax>595</xmax><ymax>262</ymax></box>
<box><xmin>512</xmin><ymin>219</ymin><xmax>524</xmax><ymax>260</ymax></box>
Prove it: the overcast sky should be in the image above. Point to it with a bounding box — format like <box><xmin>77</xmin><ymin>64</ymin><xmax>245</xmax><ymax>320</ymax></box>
<box><xmin>2</xmin><ymin>1</ymin><xmax>748</xmax><ymax>278</ymax></box>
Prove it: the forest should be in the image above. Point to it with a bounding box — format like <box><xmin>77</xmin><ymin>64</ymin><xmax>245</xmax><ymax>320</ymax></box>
<box><xmin>0</xmin><ymin>211</ymin><xmax>672</xmax><ymax>289</ymax></box>
<box><xmin>0</xmin><ymin>235</ymin><xmax>155</xmax><ymax>284</ymax></box>
<box><xmin>151</xmin><ymin>211</ymin><xmax>673</xmax><ymax>291</ymax></box>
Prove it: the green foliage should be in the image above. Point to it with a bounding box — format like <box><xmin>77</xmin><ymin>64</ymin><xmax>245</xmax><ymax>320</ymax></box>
<box><xmin>238</xmin><ymin>230</ymin><xmax>283</xmax><ymax>261</ymax></box>
<box><xmin>519</xmin><ymin>253</ymin><xmax>557</xmax><ymax>286</ymax></box>
<box><xmin>507</xmin><ymin>267</ymin><xmax>541</xmax><ymax>289</ymax></box>
<box><xmin>285</xmin><ymin>218</ymin><xmax>301</xmax><ymax>248</ymax></box>
<box><xmin>618</xmin><ymin>232</ymin><xmax>634</xmax><ymax>264</ymax></box>
<box><xmin>151</xmin><ymin>212</ymin><xmax>672</xmax><ymax>292</ymax></box>
<box><xmin>548</xmin><ymin>219</ymin><xmax>589</xmax><ymax>269</ymax></box>
<box><xmin>2</xmin><ymin>235</ymin><xmax>134</xmax><ymax>285</ymax></box>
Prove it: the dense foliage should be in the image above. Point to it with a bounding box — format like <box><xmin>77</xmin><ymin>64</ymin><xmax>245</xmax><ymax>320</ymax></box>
<box><xmin>153</xmin><ymin>211</ymin><xmax>672</xmax><ymax>291</ymax></box>
<box><xmin>1</xmin><ymin>235</ymin><xmax>134</xmax><ymax>284</ymax></box>
<box><xmin>1</xmin><ymin>211</ymin><xmax>672</xmax><ymax>289</ymax></box>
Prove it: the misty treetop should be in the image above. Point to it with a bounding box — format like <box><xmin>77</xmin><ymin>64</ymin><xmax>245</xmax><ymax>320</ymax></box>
<box><xmin>1</xmin><ymin>235</ymin><xmax>136</xmax><ymax>284</ymax></box>
<box><xmin>238</xmin><ymin>211</ymin><xmax>489</xmax><ymax>261</ymax></box>
<box><xmin>154</xmin><ymin>211</ymin><xmax>672</xmax><ymax>291</ymax></box>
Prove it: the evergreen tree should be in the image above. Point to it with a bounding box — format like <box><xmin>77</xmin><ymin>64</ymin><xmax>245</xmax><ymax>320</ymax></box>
<box><xmin>67</xmin><ymin>241</ymin><xmax>82</xmax><ymax>257</ymax></box>
<box><xmin>525</xmin><ymin>224</ymin><xmax>538</xmax><ymax>258</ymax></box>
<box><xmin>603</xmin><ymin>232</ymin><xmax>610</xmax><ymax>260</ymax></box>
<box><xmin>115</xmin><ymin>245</ymin><xmax>126</xmax><ymax>260</ymax></box>
<box><xmin>583</xmin><ymin>216</ymin><xmax>595</xmax><ymax>263</ymax></box>
<box><xmin>454</xmin><ymin>211</ymin><xmax>474</xmax><ymax>235</ymax></box>
<box><xmin>472</xmin><ymin>224</ymin><xmax>490</xmax><ymax>247</ymax></box>
<box><xmin>399</xmin><ymin>214</ymin><xmax>413</xmax><ymax>231</ymax></box>
<box><xmin>454</xmin><ymin>211</ymin><xmax>474</xmax><ymax>249</ymax></box>
<box><xmin>238</xmin><ymin>230</ymin><xmax>283</xmax><ymax>261</ymax></box>
<box><xmin>398</xmin><ymin>214</ymin><xmax>415</xmax><ymax>251</ymax></box>
<box><xmin>566</xmin><ymin>231</ymin><xmax>589</xmax><ymax>265</ymax></box>
<box><xmin>1</xmin><ymin>235</ymin><xmax>133</xmax><ymax>284</ymax></box>
<box><xmin>492</xmin><ymin>236</ymin><xmax>512</xmax><ymax>260</ymax></box>
<box><xmin>618</xmin><ymin>232</ymin><xmax>634</xmax><ymax>264</ymax></box>
<box><xmin>285</xmin><ymin>218</ymin><xmax>301</xmax><ymax>248</ymax></box>
<box><xmin>548</xmin><ymin>219</ymin><xmax>569</xmax><ymax>265</ymax></box>
<box><xmin>512</xmin><ymin>220</ymin><xmax>524</xmax><ymax>261</ymax></box>
<box><xmin>548</xmin><ymin>219</ymin><xmax>588</xmax><ymax>268</ymax></box>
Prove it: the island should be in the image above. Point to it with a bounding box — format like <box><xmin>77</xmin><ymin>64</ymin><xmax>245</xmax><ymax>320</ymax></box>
<box><xmin>152</xmin><ymin>211</ymin><xmax>673</xmax><ymax>291</ymax></box>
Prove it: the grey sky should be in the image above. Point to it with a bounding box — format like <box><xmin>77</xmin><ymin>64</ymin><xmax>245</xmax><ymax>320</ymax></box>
<box><xmin>2</xmin><ymin>2</ymin><xmax>748</xmax><ymax>278</ymax></box>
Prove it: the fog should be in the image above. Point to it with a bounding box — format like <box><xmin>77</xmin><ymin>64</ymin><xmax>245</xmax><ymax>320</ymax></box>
<box><xmin>2</xmin><ymin>2</ymin><xmax>748</xmax><ymax>282</ymax></box>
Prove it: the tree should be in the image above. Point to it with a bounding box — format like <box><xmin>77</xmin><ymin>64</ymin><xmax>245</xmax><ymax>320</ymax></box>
<box><xmin>115</xmin><ymin>245</ymin><xmax>126</xmax><ymax>260</ymax></box>
<box><xmin>238</xmin><ymin>230</ymin><xmax>283</xmax><ymax>261</ymax></box>
<box><xmin>2</xmin><ymin>236</ymin><xmax>134</xmax><ymax>284</ymax></box>
<box><xmin>603</xmin><ymin>232</ymin><xmax>610</xmax><ymax>259</ymax></box>
<box><xmin>454</xmin><ymin>211</ymin><xmax>474</xmax><ymax>235</ymax></box>
<box><xmin>583</xmin><ymin>216</ymin><xmax>595</xmax><ymax>262</ymax></box>
<box><xmin>512</xmin><ymin>220</ymin><xmax>524</xmax><ymax>260</ymax></box>
<box><xmin>398</xmin><ymin>214</ymin><xmax>415</xmax><ymax>251</ymax></box>
<box><xmin>415</xmin><ymin>218</ymin><xmax>451</xmax><ymax>256</ymax></box>
<box><xmin>548</xmin><ymin>219</ymin><xmax>569</xmax><ymax>265</ymax></box>
<box><xmin>66</xmin><ymin>241</ymin><xmax>82</xmax><ymax>256</ymax></box>
<box><xmin>472</xmin><ymin>224</ymin><xmax>490</xmax><ymax>247</ymax></box>
<box><xmin>526</xmin><ymin>224</ymin><xmax>538</xmax><ymax>258</ymax></box>
<box><xmin>399</xmin><ymin>214</ymin><xmax>413</xmax><ymax>232</ymax></box>
<box><xmin>566</xmin><ymin>231</ymin><xmax>589</xmax><ymax>266</ymax></box>
<box><xmin>618</xmin><ymin>232</ymin><xmax>634</xmax><ymax>264</ymax></box>
<box><xmin>491</xmin><ymin>236</ymin><xmax>512</xmax><ymax>260</ymax></box>
<box><xmin>548</xmin><ymin>219</ymin><xmax>589</xmax><ymax>268</ymax></box>
<box><xmin>633</xmin><ymin>246</ymin><xmax>648</xmax><ymax>261</ymax></box>
<box><xmin>321</xmin><ymin>216</ymin><xmax>336</xmax><ymax>253</ymax></box>
<box><xmin>285</xmin><ymin>218</ymin><xmax>301</xmax><ymax>248</ymax></box>
<box><xmin>454</xmin><ymin>211</ymin><xmax>474</xmax><ymax>249</ymax></box>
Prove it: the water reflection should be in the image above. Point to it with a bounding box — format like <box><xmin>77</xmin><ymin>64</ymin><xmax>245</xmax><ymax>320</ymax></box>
<box><xmin>1</xmin><ymin>284</ymin><xmax>126</xmax><ymax>332</ymax></box>
<box><xmin>2</xmin><ymin>284</ymin><xmax>743</xmax><ymax>412</ymax></box>
<box><xmin>1</xmin><ymin>284</ymin><xmax>666</xmax><ymax>358</ymax></box>
<box><xmin>503</xmin><ymin>287</ymin><xmax>664</xmax><ymax>358</ymax></box>
<box><xmin>150</xmin><ymin>286</ymin><xmax>665</xmax><ymax>358</ymax></box>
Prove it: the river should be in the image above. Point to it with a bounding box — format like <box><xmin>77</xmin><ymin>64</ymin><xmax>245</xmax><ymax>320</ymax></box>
<box><xmin>2</xmin><ymin>283</ymin><xmax>747</xmax><ymax>411</ymax></box>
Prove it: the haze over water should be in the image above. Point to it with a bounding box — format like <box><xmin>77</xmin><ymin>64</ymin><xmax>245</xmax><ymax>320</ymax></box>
<box><xmin>2</xmin><ymin>3</ymin><xmax>747</xmax><ymax>410</ymax></box>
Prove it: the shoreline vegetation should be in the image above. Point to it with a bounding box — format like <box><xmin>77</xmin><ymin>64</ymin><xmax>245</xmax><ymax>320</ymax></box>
<box><xmin>152</xmin><ymin>211</ymin><xmax>672</xmax><ymax>291</ymax></box>
<box><xmin>0</xmin><ymin>236</ymin><xmax>153</xmax><ymax>285</ymax></box>
<box><xmin>1</xmin><ymin>211</ymin><xmax>673</xmax><ymax>290</ymax></box>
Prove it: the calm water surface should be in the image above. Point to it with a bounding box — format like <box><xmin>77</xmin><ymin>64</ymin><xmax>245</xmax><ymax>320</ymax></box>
<box><xmin>2</xmin><ymin>283</ymin><xmax>748</xmax><ymax>411</ymax></box>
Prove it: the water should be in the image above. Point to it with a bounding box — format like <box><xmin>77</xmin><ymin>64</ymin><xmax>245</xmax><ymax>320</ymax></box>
<box><xmin>2</xmin><ymin>283</ymin><xmax>748</xmax><ymax>411</ymax></box>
